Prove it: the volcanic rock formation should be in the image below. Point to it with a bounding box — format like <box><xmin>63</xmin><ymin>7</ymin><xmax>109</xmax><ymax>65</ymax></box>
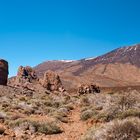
<box><xmin>15</xmin><ymin>66</ymin><xmax>38</xmax><ymax>87</ymax></box>
<box><xmin>0</xmin><ymin>59</ymin><xmax>8</xmax><ymax>85</ymax></box>
<box><xmin>40</xmin><ymin>70</ymin><xmax>65</xmax><ymax>92</ymax></box>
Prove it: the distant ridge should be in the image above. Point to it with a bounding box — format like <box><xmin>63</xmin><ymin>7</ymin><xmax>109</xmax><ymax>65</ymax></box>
<box><xmin>34</xmin><ymin>44</ymin><xmax>140</xmax><ymax>89</ymax></box>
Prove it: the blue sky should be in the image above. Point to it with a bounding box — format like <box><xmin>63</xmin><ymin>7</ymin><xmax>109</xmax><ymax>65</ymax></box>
<box><xmin>0</xmin><ymin>0</ymin><xmax>140</xmax><ymax>77</ymax></box>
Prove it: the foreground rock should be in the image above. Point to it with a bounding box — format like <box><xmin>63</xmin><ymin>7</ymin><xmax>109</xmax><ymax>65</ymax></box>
<box><xmin>78</xmin><ymin>84</ymin><xmax>100</xmax><ymax>95</ymax></box>
<box><xmin>0</xmin><ymin>59</ymin><xmax>8</xmax><ymax>85</ymax></box>
<box><xmin>40</xmin><ymin>70</ymin><xmax>65</xmax><ymax>92</ymax></box>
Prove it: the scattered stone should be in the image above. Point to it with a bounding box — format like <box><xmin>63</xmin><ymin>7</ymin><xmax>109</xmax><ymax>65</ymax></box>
<box><xmin>0</xmin><ymin>127</ymin><xmax>5</xmax><ymax>135</ymax></box>
<box><xmin>78</xmin><ymin>84</ymin><xmax>100</xmax><ymax>95</ymax></box>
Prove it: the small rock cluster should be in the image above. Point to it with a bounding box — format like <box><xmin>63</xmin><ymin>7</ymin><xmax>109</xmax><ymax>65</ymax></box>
<box><xmin>78</xmin><ymin>84</ymin><xmax>100</xmax><ymax>95</ymax></box>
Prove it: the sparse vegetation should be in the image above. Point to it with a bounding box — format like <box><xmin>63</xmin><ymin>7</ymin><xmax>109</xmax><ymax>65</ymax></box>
<box><xmin>80</xmin><ymin>91</ymin><xmax>140</xmax><ymax>122</ymax></box>
<box><xmin>0</xmin><ymin>84</ymin><xmax>140</xmax><ymax>140</ymax></box>
<box><xmin>8</xmin><ymin>118</ymin><xmax>63</xmax><ymax>135</ymax></box>
<box><xmin>80</xmin><ymin>109</ymin><xmax>98</xmax><ymax>121</ymax></box>
<box><xmin>82</xmin><ymin>117</ymin><xmax>140</xmax><ymax>140</ymax></box>
<box><xmin>37</xmin><ymin>122</ymin><xmax>63</xmax><ymax>135</ymax></box>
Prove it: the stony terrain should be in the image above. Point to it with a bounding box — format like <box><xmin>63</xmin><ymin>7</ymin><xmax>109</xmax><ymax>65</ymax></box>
<box><xmin>0</xmin><ymin>44</ymin><xmax>140</xmax><ymax>139</ymax></box>
<box><xmin>0</xmin><ymin>85</ymin><xmax>139</xmax><ymax>140</ymax></box>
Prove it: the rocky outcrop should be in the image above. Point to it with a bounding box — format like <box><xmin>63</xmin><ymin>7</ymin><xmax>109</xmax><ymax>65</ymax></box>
<box><xmin>15</xmin><ymin>66</ymin><xmax>38</xmax><ymax>87</ymax></box>
<box><xmin>78</xmin><ymin>84</ymin><xmax>100</xmax><ymax>95</ymax></box>
<box><xmin>11</xmin><ymin>66</ymin><xmax>65</xmax><ymax>93</ymax></box>
<box><xmin>40</xmin><ymin>70</ymin><xmax>65</xmax><ymax>92</ymax></box>
<box><xmin>0</xmin><ymin>59</ymin><xmax>8</xmax><ymax>85</ymax></box>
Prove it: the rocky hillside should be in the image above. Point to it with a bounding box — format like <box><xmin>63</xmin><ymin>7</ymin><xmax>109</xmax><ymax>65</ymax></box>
<box><xmin>34</xmin><ymin>44</ymin><xmax>140</xmax><ymax>89</ymax></box>
<box><xmin>1</xmin><ymin>45</ymin><xmax>140</xmax><ymax>140</ymax></box>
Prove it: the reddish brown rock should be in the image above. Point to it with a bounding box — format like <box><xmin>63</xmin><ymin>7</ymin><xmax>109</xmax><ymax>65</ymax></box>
<box><xmin>12</xmin><ymin>67</ymin><xmax>65</xmax><ymax>92</ymax></box>
<box><xmin>0</xmin><ymin>59</ymin><xmax>8</xmax><ymax>85</ymax></box>
<box><xmin>15</xmin><ymin>66</ymin><xmax>38</xmax><ymax>86</ymax></box>
<box><xmin>78</xmin><ymin>84</ymin><xmax>100</xmax><ymax>95</ymax></box>
<box><xmin>40</xmin><ymin>70</ymin><xmax>64</xmax><ymax>92</ymax></box>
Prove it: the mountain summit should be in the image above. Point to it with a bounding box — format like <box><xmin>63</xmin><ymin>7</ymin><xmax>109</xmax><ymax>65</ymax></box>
<box><xmin>90</xmin><ymin>44</ymin><xmax>140</xmax><ymax>66</ymax></box>
<box><xmin>34</xmin><ymin>44</ymin><xmax>140</xmax><ymax>89</ymax></box>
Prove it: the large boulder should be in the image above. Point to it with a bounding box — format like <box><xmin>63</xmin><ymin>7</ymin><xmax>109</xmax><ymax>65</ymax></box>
<box><xmin>0</xmin><ymin>59</ymin><xmax>8</xmax><ymax>85</ymax></box>
<box><xmin>15</xmin><ymin>66</ymin><xmax>38</xmax><ymax>86</ymax></box>
<box><xmin>40</xmin><ymin>70</ymin><xmax>65</xmax><ymax>92</ymax></box>
<box><xmin>78</xmin><ymin>84</ymin><xmax>100</xmax><ymax>95</ymax></box>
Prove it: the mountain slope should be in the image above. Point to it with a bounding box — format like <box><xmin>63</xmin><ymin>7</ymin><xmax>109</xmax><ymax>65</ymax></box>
<box><xmin>34</xmin><ymin>44</ymin><xmax>140</xmax><ymax>89</ymax></box>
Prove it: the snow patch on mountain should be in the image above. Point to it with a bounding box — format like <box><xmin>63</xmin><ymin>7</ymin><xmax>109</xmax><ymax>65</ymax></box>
<box><xmin>46</xmin><ymin>60</ymin><xmax>76</xmax><ymax>63</ymax></box>
<box><xmin>85</xmin><ymin>57</ymin><xmax>95</xmax><ymax>61</ymax></box>
<box><xmin>59</xmin><ymin>60</ymin><xmax>75</xmax><ymax>63</ymax></box>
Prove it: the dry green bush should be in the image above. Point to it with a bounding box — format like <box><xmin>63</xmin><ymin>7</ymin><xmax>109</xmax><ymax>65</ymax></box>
<box><xmin>8</xmin><ymin>119</ymin><xmax>62</xmax><ymax>135</ymax></box>
<box><xmin>80</xmin><ymin>91</ymin><xmax>140</xmax><ymax>122</ymax></box>
<box><xmin>80</xmin><ymin>108</ymin><xmax>98</xmax><ymax>121</ymax></box>
<box><xmin>82</xmin><ymin>117</ymin><xmax>140</xmax><ymax>140</ymax></box>
<box><xmin>99</xmin><ymin>92</ymin><xmax>140</xmax><ymax>122</ymax></box>
<box><xmin>36</xmin><ymin>122</ymin><xmax>63</xmax><ymax>135</ymax></box>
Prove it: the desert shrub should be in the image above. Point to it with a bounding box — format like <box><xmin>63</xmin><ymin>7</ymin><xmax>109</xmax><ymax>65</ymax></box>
<box><xmin>80</xmin><ymin>105</ymin><xmax>103</xmax><ymax>121</ymax></box>
<box><xmin>43</xmin><ymin>97</ymin><xmax>65</xmax><ymax>108</ymax></box>
<box><xmin>115</xmin><ymin>93</ymin><xmax>138</xmax><ymax>111</ymax></box>
<box><xmin>49</xmin><ymin>109</ymin><xmax>67</xmax><ymax>119</ymax></box>
<box><xmin>44</xmin><ymin>100</ymin><xmax>53</xmax><ymax>106</ymax></box>
<box><xmin>8</xmin><ymin>119</ymin><xmax>27</xmax><ymax>128</ymax></box>
<box><xmin>80</xmin><ymin>110</ymin><xmax>94</xmax><ymax>121</ymax></box>
<box><xmin>117</xmin><ymin>109</ymin><xmax>140</xmax><ymax>119</ymax></box>
<box><xmin>49</xmin><ymin>107</ymin><xmax>69</xmax><ymax>123</ymax></box>
<box><xmin>80</xmin><ymin>94</ymin><xmax>110</xmax><ymax>110</ymax></box>
<box><xmin>62</xmin><ymin>104</ymin><xmax>74</xmax><ymax>111</ymax></box>
<box><xmin>44</xmin><ymin>107</ymin><xmax>56</xmax><ymax>115</ymax></box>
<box><xmin>82</xmin><ymin>117</ymin><xmax>140</xmax><ymax>140</ymax></box>
<box><xmin>93</xmin><ymin>112</ymin><xmax>110</xmax><ymax>122</ymax></box>
<box><xmin>94</xmin><ymin>92</ymin><xmax>140</xmax><ymax>122</ymax></box>
<box><xmin>19</xmin><ymin>96</ymin><xmax>27</xmax><ymax>101</ymax></box>
<box><xmin>63</xmin><ymin>95</ymin><xmax>71</xmax><ymax>103</ymax></box>
<box><xmin>80</xmin><ymin>96</ymin><xmax>91</xmax><ymax>106</ymax></box>
<box><xmin>36</xmin><ymin>122</ymin><xmax>63</xmax><ymax>135</ymax></box>
<box><xmin>8</xmin><ymin>119</ymin><xmax>62</xmax><ymax>135</ymax></box>
<box><xmin>52</xmin><ymin>101</ymin><xmax>61</xmax><ymax>108</ymax></box>
<box><xmin>79</xmin><ymin>91</ymin><xmax>140</xmax><ymax>123</ymax></box>
<box><xmin>81</xmin><ymin>109</ymin><xmax>98</xmax><ymax>121</ymax></box>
